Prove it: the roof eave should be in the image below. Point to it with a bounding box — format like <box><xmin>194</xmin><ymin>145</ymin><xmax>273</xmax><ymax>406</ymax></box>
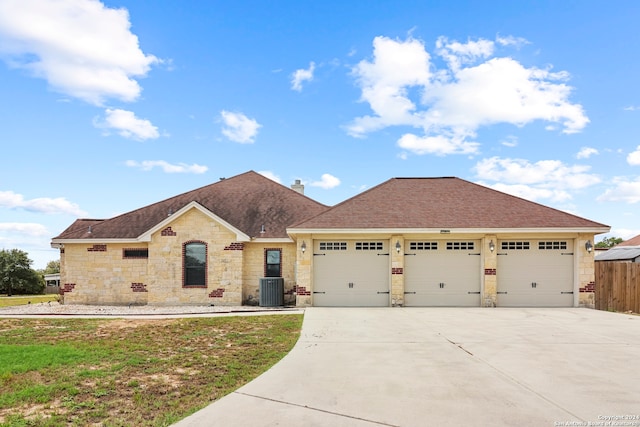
<box><xmin>287</xmin><ymin>226</ymin><xmax>611</xmax><ymax>235</ymax></box>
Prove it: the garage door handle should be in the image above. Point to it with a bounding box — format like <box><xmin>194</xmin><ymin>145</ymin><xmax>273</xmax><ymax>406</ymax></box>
<box><xmin>404</xmin><ymin>291</ymin><xmax>416</xmax><ymax>294</ymax></box>
<box><xmin>404</xmin><ymin>253</ymin><xmax>416</xmax><ymax>256</ymax></box>
<box><xmin>560</xmin><ymin>291</ymin><xmax>574</xmax><ymax>294</ymax></box>
<box><xmin>313</xmin><ymin>291</ymin><xmax>326</xmax><ymax>294</ymax></box>
<box><xmin>497</xmin><ymin>253</ymin><xmax>508</xmax><ymax>256</ymax></box>
<box><xmin>377</xmin><ymin>291</ymin><xmax>390</xmax><ymax>294</ymax></box>
<box><xmin>468</xmin><ymin>253</ymin><xmax>481</xmax><ymax>256</ymax></box>
<box><xmin>377</xmin><ymin>253</ymin><xmax>390</xmax><ymax>256</ymax></box>
<box><xmin>497</xmin><ymin>291</ymin><xmax>508</xmax><ymax>294</ymax></box>
<box><xmin>561</xmin><ymin>252</ymin><xmax>574</xmax><ymax>256</ymax></box>
<box><xmin>313</xmin><ymin>253</ymin><xmax>326</xmax><ymax>256</ymax></box>
<box><xmin>467</xmin><ymin>291</ymin><xmax>481</xmax><ymax>294</ymax></box>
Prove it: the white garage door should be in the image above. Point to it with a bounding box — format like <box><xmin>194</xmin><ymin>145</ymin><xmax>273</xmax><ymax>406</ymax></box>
<box><xmin>497</xmin><ymin>240</ymin><xmax>574</xmax><ymax>307</ymax></box>
<box><xmin>313</xmin><ymin>240</ymin><xmax>390</xmax><ymax>307</ymax></box>
<box><xmin>404</xmin><ymin>240</ymin><xmax>481</xmax><ymax>306</ymax></box>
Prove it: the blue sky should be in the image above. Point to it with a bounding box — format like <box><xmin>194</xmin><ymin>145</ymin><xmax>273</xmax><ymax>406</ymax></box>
<box><xmin>1</xmin><ymin>0</ymin><xmax>639</xmax><ymax>268</ymax></box>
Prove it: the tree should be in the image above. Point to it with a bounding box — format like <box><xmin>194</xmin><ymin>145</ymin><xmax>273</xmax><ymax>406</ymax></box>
<box><xmin>595</xmin><ymin>237</ymin><xmax>624</xmax><ymax>248</ymax></box>
<box><xmin>44</xmin><ymin>260</ymin><xmax>60</xmax><ymax>274</ymax></box>
<box><xmin>0</xmin><ymin>249</ymin><xmax>45</xmax><ymax>295</ymax></box>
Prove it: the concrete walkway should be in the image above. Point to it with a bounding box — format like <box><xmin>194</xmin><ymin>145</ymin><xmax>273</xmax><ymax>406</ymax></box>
<box><xmin>174</xmin><ymin>308</ymin><xmax>640</xmax><ymax>427</ymax></box>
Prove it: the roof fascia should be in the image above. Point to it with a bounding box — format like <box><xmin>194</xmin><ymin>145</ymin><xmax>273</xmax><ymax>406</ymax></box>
<box><xmin>140</xmin><ymin>201</ymin><xmax>251</xmax><ymax>242</ymax></box>
<box><xmin>287</xmin><ymin>226</ymin><xmax>611</xmax><ymax>235</ymax></box>
<box><xmin>251</xmin><ymin>237</ymin><xmax>294</xmax><ymax>243</ymax></box>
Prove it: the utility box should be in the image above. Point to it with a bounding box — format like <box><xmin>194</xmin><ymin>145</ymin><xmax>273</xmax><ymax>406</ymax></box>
<box><xmin>259</xmin><ymin>277</ymin><xmax>284</xmax><ymax>307</ymax></box>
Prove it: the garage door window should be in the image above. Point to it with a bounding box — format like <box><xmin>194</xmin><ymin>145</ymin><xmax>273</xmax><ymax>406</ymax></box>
<box><xmin>538</xmin><ymin>241</ymin><xmax>567</xmax><ymax>250</ymax></box>
<box><xmin>319</xmin><ymin>242</ymin><xmax>347</xmax><ymax>251</ymax></box>
<box><xmin>446</xmin><ymin>241</ymin><xmax>474</xmax><ymax>250</ymax></box>
<box><xmin>410</xmin><ymin>242</ymin><xmax>438</xmax><ymax>250</ymax></box>
<box><xmin>501</xmin><ymin>241</ymin><xmax>530</xmax><ymax>250</ymax></box>
<box><xmin>355</xmin><ymin>242</ymin><xmax>383</xmax><ymax>250</ymax></box>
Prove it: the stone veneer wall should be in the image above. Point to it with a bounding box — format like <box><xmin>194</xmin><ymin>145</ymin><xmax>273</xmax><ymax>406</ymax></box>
<box><xmin>242</xmin><ymin>242</ymin><xmax>297</xmax><ymax>306</ymax></box>
<box><xmin>146</xmin><ymin>208</ymin><xmax>242</xmax><ymax>306</ymax></box>
<box><xmin>60</xmin><ymin>242</ymin><xmax>149</xmax><ymax>305</ymax></box>
<box><xmin>577</xmin><ymin>233</ymin><xmax>596</xmax><ymax>308</ymax></box>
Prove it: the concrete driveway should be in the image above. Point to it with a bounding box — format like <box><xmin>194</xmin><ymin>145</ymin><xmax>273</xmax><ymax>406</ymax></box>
<box><xmin>174</xmin><ymin>308</ymin><xmax>640</xmax><ymax>427</ymax></box>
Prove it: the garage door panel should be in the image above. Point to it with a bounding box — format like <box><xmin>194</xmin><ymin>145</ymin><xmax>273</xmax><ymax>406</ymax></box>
<box><xmin>313</xmin><ymin>240</ymin><xmax>389</xmax><ymax>307</ymax></box>
<box><xmin>404</xmin><ymin>240</ymin><xmax>481</xmax><ymax>307</ymax></box>
<box><xmin>497</xmin><ymin>240</ymin><xmax>574</xmax><ymax>307</ymax></box>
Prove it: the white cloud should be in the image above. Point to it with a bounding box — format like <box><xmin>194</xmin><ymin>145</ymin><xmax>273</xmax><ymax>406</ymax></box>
<box><xmin>0</xmin><ymin>191</ymin><xmax>87</xmax><ymax>216</ymax></box>
<box><xmin>0</xmin><ymin>0</ymin><xmax>159</xmax><ymax>105</ymax></box>
<box><xmin>291</xmin><ymin>62</ymin><xmax>315</xmax><ymax>91</ymax></box>
<box><xmin>597</xmin><ymin>177</ymin><xmax>640</xmax><ymax>204</ymax></box>
<box><xmin>623</xmin><ymin>106</ymin><xmax>639</xmax><ymax>111</ymax></box>
<box><xmin>310</xmin><ymin>174</ymin><xmax>341</xmax><ymax>189</ymax></box>
<box><xmin>495</xmin><ymin>35</ymin><xmax>530</xmax><ymax>48</ymax></box>
<box><xmin>220</xmin><ymin>110</ymin><xmax>261</xmax><ymax>144</ymax></box>
<box><xmin>627</xmin><ymin>146</ymin><xmax>640</xmax><ymax>166</ymax></box>
<box><xmin>95</xmin><ymin>108</ymin><xmax>159</xmax><ymax>140</ymax></box>
<box><xmin>474</xmin><ymin>156</ymin><xmax>601</xmax><ymax>202</ymax></box>
<box><xmin>501</xmin><ymin>135</ymin><xmax>518</xmax><ymax>147</ymax></box>
<box><xmin>577</xmin><ymin>147</ymin><xmax>599</xmax><ymax>159</ymax></box>
<box><xmin>257</xmin><ymin>171</ymin><xmax>281</xmax><ymax>183</ymax></box>
<box><xmin>347</xmin><ymin>36</ymin><xmax>589</xmax><ymax>156</ymax></box>
<box><xmin>0</xmin><ymin>222</ymin><xmax>49</xmax><ymax>237</ymax></box>
<box><xmin>478</xmin><ymin>182</ymin><xmax>572</xmax><ymax>202</ymax></box>
<box><xmin>397</xmin><ymin>133</ymin><xmax>479</xmax><ymax>156</ymax></box>
<box><xmin>125</xmin><ymin>160</ymin><xmax>207</xmax><ymax>174</ymax></box>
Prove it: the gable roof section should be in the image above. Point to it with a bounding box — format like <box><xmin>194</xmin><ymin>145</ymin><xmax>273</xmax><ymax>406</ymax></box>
<box><xmin>289</xmin><ymin>177</ymin><xmax>609</xmax><ymax>231</ymax></box>
<box><xmin>53</xmin><ymin>171</ymin><xmax>328</xmax><ymax>241</ymax></box>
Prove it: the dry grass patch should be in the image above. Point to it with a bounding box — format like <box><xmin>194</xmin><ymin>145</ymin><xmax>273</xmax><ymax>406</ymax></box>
<box><xmin>0</xmin><ymin>314</ymin><xmax>302</xmax><ymax>426</ymax></box>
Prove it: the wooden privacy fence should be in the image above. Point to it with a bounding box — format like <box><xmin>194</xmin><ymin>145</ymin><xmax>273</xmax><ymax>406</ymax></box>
<box><xmin>595</xmin><ymin>261</ymin><xmax>640</xmax><ymax>313</ymax></box>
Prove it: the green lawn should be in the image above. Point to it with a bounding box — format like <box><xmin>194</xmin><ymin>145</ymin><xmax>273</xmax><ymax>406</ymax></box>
<box><xmin>0</xmin><ymin>315</ymin><xmax>303</xmax><ymax>426</ymax></box>
<box><xmin>0</xmin><ymin>295</ymin><xmax>59</xmax><ymax>307</ymax></box>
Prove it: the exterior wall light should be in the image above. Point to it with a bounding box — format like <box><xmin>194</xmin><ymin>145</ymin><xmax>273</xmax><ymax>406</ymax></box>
<box><xmin>301</xmin><ymin>241</ymin><xmax>306</xmax><ymax>254</ymax></box>
<box><xmin>489</xmin><ymin>240</ymin><xmax>495</xmax><ymax>253</ymax></box>
<box><xmin>395</xmin><ymin>240</ymin><xmax>401</xmax><ymax>254</ymax></box>
<box><xmin>585</xmin><ymin>240</ymin><xmax>593</xmax><ymax>253</ymax></box>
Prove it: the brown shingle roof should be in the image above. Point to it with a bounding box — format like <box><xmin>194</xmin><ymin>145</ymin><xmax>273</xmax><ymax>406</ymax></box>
<box><xmin>290</xmin><ymin>177</ymin><xmax>609</xmax><ymax>230</ymax></box>
<box><xmin>617</xmin><ymin>234</ymin><xmax>640</xmax><ymax>246</ymax></box>
<box><xmin>54</xmin><ymin>171</ymin><xmax>328</xmax><ymax>240</ymax></box>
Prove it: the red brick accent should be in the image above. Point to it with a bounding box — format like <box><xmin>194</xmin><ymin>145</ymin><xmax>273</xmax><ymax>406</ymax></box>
<box><xmin>61</xmin><ymin>283</ymin><xmax>76</xmax><ymax>294</ymax></box>
<box><xmin>580</xmin><ymin>281</ymin><xmax>595</xmax><ymax>293</ymax></box>
<box><xmin>294</xmin><ymin>285</ymin><xmax>311</xmax><ymax>296</ymax></box>
<box><xmin>161</xmin><ymin>227</ymin><xmax>177</xmax><ymax>236</ymax></box>
<box><xmin>131</xmin><ymin>282</ymin><xmax>148</xmax><ymax>292</ymax></box>
<box><xmin>87</xmin><ymin>244</ymin><xmax>107</xmax><ymax>252</ymax></box>
<box><xmin>208</xmin><ymin>288</ymin><xmax>225</xmax><ymax>298</ymax></box>
<box><xmin>224</xmin><ymin>242</ymin><xmax>245</xmax><ymax>251</ymax></box>
<box><xmin>484</xmin><ymin>268</ymin><xmax>496</xmax><ymax>276</ymax></box>
<box><xmin>392</xmin><ymin>267</ymin><xmax>403</xmax><ymax>275</ymax></box>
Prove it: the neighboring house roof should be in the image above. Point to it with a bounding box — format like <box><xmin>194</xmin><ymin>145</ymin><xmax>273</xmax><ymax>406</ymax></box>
<box><xmin>617</xmin><ymin>233</ymin><xmax>640</xmax><ymax>247</ymax></box>
<box><xmin>595</xmin><ymin>247</ymin><xmax>640</xmax><ymax>262</ymax></box>
<box><xmin>290</xmin><ymin>177</ymin><xmax>609</xmax><ymax>231</ymax></box>
<box><xmin>53</xmin><ymin>171</ymin><xmax>328</xmax><ymax>241</ymax></box>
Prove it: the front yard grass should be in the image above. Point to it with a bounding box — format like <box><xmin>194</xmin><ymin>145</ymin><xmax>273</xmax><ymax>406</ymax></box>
<box><xmin>0</xmin><ymin>295</ymin><xmax>59</xmax><ymax>308</ymax></box>
<box><xmin>0</xmin><ymin>314</ymin><xmax>303</xmax><ymax>426</ymax></box>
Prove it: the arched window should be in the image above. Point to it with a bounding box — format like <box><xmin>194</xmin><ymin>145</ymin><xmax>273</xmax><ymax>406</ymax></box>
<box><xmin>183</xmin><ymin>241</ymin><xmax>207</xmax><ymax>287</ymax></box>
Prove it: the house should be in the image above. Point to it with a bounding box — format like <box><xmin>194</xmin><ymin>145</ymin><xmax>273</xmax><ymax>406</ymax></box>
<box><xmin>594</xmin><ymin>234</ymin><xmax>640</xmax><ymax>263</ymax></box>
<box><xmin>51</xmin><ymin>171</ymin><xmax>609</xmax><ymax>308</ymax></box>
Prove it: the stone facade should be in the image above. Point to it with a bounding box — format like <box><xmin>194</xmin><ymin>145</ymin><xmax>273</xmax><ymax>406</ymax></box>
<box><xmin>60</xmin><ymin>207</ymin><xmax>297</xmax><ymax>306</ymax></box>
